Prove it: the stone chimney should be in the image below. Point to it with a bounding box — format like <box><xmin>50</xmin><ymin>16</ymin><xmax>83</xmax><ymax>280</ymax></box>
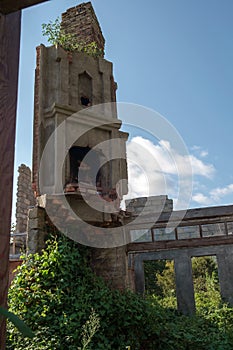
<box><xmin>61</xmin><ymin>2</ymin><xmax>105</xmax><ymax>56</ymax></box>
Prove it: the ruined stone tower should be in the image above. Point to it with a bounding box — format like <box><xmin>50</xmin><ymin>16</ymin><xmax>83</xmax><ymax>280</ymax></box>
<box><xmin>32</xmin><ymin>2</ymin><xmax>128</xmax><ymax>207</ymax></box>
<box><xmin>30</xmin><ymin>2</ymin><xmax>130</xmax><ymax>289</ymax></box>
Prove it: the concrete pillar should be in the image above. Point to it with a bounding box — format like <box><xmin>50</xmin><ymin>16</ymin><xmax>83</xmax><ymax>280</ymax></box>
<box><xmin>27</xmin><ymin>207</ymin><xmax>47</xmax><ymax>254</ymax></box>
<box><xmin>91</xmin><ymin>246</ymin><xmax>129</xmax><ymax>290</ymax></box>
<box><xmin>174</xmin><ymin>254</ymin><xmax>195</xmax><ymax>315</ymax></box>
<box><xmin>133</xmin><ymin>255</ymin><xmax>145</xmax><ymax>294</ymax></box>
<box><xmin>217</xmin><ymin>247</ymin><xmax>233</xmax><ymax>305</ymax></box>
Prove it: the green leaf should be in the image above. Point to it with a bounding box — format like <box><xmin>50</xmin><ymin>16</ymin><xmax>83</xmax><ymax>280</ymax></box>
<box><xmin>0</xmin><ymin>306</ymin><xmax>34</xmax><ymax>338</ymax></box>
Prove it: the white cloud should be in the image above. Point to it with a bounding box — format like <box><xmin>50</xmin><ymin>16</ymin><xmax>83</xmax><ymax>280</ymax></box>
<box><xmin>192</xmin><ymin>193</ymin><xmax>211</xmax><ymax>206</ymax></box>
<box><xmin>123</xmin><ymin>136</ymin><xmax>233</xmax><ymax>210</ymax></box>
<box><xmin>191</xmin><ymin>145</ymin><xmax>209</xmax><ymax>158</ymax></box>
<box><xmin>127</xmin><ymin>137</ymin><xmax>214</xmax><ymax>177</ymax></box>
<box><xmin>124</xmin><ymin>136</ymin><xmax>215</xmax><ymax>209</ymax></box>
<box><xmin>191</xmin><ymin>145</ymin><xmax>201</xmax><ymax>151</ymax></box>
<box><xmin>210</xmin><ymin>184</ymin><xmax>233</xmax><ymax>201</ymax></box>
<box><xmin>200</xmin><ymin>150</ymin><xmax>208</xmax><ymax>158</ymax></box>
<box><xmin>189</xmin><ymin>155</ymin><xmax>214</xmax><ymax>178</ymax></box>
<box><xmin>192</xmin><ymin>184</ymin><xmax>233</xmax><ymax>206</ymax></box>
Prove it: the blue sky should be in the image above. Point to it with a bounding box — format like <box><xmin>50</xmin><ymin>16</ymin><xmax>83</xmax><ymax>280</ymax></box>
<box><xmin>14</xmin><ymin>0</ymin><xmax>233</xmax><ymax>217</ymax></box>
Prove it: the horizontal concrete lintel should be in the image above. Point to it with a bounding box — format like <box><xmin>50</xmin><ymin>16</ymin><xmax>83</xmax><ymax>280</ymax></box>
<box><xmin>125</xmin><ymin>212</ymin><xmax>233</xmax><ymax>229</ymax></box>
<box><xmin>129</xmin><ymin>244</ymin><xmax>233</xmax><ymax>261</ymax></box>
<box><xmin>127</xmin><ymin>236</ymin><xmax>233</xmax><ymax>254</ymax></box>
<box><xmin>43</xmin><ymin>103</ymin><xmax>122</xmax><ymax>128</ymax></box>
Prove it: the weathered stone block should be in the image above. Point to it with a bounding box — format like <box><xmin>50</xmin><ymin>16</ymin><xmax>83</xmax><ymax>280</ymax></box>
<box><xmin>16</xmin><ymin>164</ymin><xmax>36</xmax><ymax>234</ymax></box>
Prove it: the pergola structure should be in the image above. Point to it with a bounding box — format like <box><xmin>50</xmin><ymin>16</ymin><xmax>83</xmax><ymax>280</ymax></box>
<box><xmin>0</xmin><ymin>1</ymin><xmax>48</xmax><ymax>348</ymax></box>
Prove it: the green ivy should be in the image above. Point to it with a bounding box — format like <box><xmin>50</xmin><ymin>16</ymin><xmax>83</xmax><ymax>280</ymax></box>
<box><xmin>7</xmin><ymin>234</ymin><xmax>155</xmax><ymax>349</ymax></box>
<box><xmin>7</xmin><ymin>233</ymin><xmax>233</xmax><ymax>349</ymax></box>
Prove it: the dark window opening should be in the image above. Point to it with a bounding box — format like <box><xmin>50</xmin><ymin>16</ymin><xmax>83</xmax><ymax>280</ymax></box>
<box><xmin>81</xmin><ymin>96</ymin><xmax>91</xmax><ymax>106</ymax></box>
<box><xmin>68</xmin><ymin>146</ymin><xmax>101</xmax><ymax>186</ymax></box>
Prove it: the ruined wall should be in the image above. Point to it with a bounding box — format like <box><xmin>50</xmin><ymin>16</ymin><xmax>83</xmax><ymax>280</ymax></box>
<box><xmin>16</xmin><ymin>164</ymin><xmax>35</xmax><ymax>233</ymax></box>
<box><xmin>132</xmin><ymin>244</ymin><xmax>233</xmax><ymax>315</ymax></box>
<box><xmin>29</xmin><ymin>2</ymin><xmax>129</xmax><ymax>291</ymax></box>
<box><xmin>126</xmin><ymin>195</ymin><xmax>173</xmax><ymax>215</ymax></box>
<box><xmin>61</xmin><ymin>2</ymin><xmax>105</xmax><ymax>55</ymax></box>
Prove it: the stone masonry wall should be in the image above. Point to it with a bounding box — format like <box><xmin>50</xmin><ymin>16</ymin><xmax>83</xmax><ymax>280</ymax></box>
<box><xmin>29</xmin><ymin>3</ymin><xmax>128</xmax><ymax>291</ymax></box>
<box><xmin>91</xmin><ymin>246</ymin><xmax>130</xmax><ymax>290</ymax></box>
<box><xmin>126</xmin><ymin>195</ymin><xmax>173</xmax><ymax>215</ymax></box>
<box><xmin>16</xmin><ymin>164</ymin><xmax>36</xmax><ymax>233</ymax></box>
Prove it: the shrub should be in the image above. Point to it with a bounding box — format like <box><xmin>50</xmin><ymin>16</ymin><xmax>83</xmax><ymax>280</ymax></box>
<box><xmin>7</xmin><ymin>233</ymin><xmax>233</xmax><ymax>349</ymax></box>
<box><xmin>7</xmin><ymin>234</ymin><xmax>158</xmax><ymax>349</ymax></box>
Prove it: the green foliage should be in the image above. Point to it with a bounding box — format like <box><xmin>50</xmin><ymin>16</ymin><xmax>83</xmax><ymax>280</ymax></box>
<box><xmin>145</xmin><ymin>256</ymin><xmax>219</xmax><ymax>298</ymax></box>
<box><xmin>192</xmin><ymin>256</ymin><xmax>219</xmax><ymax>293</ymax></box>
<box><xmin>72</xmin><ymin>308</ymin><xmax>100</xmax><ymax>350</ymax></box>
<box><xmin>148</xmin><ymin>292</ymin><xmax>233</xmax><ymax>350</ymax></box>
<box><xmin>144</xmin><ymin>260</ymin><xmax>166</xmax><ymax>295</ymax></box>
<box><xmin>0</xmin><ymin>307</ymin><xmax>34</xmax><ymax>339</ymax></box>
<box><xmin>42</xmin><ymin>17</ymin><xmax>103</xmax><ymax>57</ymax></box>
<box><xmin>156</xmin><ymin>260</ymin><xmax>176</xmax><ymax>297</ymax></box>
<box><xmin>145</xmin><ymin>259</ymin><xmax>176</xmax><ymax>300</ymax></box>
<box><xmin>6</xmin><ymin>234</ymin><xmax>156</xmax><ymax>349</ymax></box>
<box><xmin>79</xmin><ymin>309</ymin><xmax>100</xmax><ymax>350</ymax></box>
<box><xmin>7</xmin><ymin>234</ymin><xmax>233</xmax><ymax>349</ymax></box>
<box><xmin>144</xmin><ymin>259</ymin><xmax>176</xmax><ymax>297</ymax></box>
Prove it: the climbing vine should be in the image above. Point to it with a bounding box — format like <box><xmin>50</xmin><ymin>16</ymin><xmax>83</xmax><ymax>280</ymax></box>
<box><xmin>7</xmin><ymin>232</ymin><xmax>233</xmax><ymax>349</ymax></box>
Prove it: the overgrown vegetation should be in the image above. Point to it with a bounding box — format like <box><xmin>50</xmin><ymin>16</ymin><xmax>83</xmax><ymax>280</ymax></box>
<box><xmin>7</xmin><ymin>234</ymin><xmax>233</xmax><ymax>349</ymax></box>
<box><xmin>42</xmin><ymin>17</ymin><xmax>103</xmax><ymax>57</ymax></box>
<box><xmin>145</xmin><ymin>256</ymin><xmax>219</xmax><ymax>299</ymax></box>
